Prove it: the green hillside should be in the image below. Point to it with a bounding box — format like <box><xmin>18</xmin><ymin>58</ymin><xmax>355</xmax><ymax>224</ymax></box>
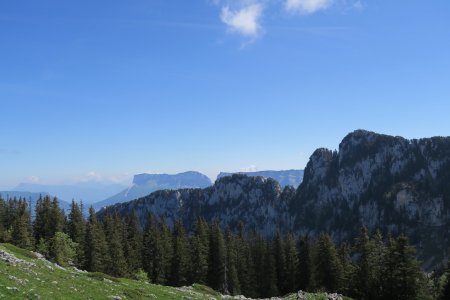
<box><xmin>0</xmin><ymin>243</ymin><xmax>350</xmax><ymax>300</ymax></box>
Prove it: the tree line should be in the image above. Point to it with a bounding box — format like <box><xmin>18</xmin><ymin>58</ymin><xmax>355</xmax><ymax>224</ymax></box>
<box><xmin>0</xmin><ymin>195</ymin><xmax>449</xmax><ymax>300</ymax></box>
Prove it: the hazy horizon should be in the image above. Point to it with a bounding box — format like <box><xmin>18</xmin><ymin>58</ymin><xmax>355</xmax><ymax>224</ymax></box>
<box><xmin>1</xmin><ymin>1</ymin><xmax>449</xmax><ymax>190</ymax></box>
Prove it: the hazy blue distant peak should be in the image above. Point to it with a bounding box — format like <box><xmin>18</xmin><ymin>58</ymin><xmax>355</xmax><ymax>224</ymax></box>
<box><xmin>13</xmin><ymin>182</ymin><xmax>127</xmax><ymax>204</ymax></box>
<box><xmin>93</xmin><ymin>171</ymin><xmax>212</xmax><ymax>210</ymax></box>
<box><xmin>132</xmin><ymin>171</ymin><xmax>212</xmax><ymax>187</ymax></box>
<box><xmin>217</xmin><ymin>169</ymin><xmax>304</xmax><ymax>188</ymax></box>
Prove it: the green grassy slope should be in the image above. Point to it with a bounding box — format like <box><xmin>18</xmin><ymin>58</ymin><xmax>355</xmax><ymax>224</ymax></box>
<box><xmin>0</xmin><ymin>243</ymin><xmax>352</xmax><ymax>300</ymax></box>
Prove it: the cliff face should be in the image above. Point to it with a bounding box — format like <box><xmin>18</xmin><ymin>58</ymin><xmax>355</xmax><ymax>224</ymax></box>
<box><xmin>98</xmin><ymin>130</ymin><xmax>450</xmax><ymax>268</ymax></box>
<box><xmin>99</xmin><ymin>174</ymin><xmax>294</xmax><ymax>236</ymax></box>
<box><xmin>217</xmin><ymin>170</ymin><xmax>304</xmax><ymax>188</ymax></box>
<box><xmin>292</xmin><ymin>130</ymin><xmax>450</xmax><ymax>268</ymax></box>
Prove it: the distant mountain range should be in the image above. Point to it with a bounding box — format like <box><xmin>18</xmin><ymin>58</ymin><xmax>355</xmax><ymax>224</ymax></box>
<box><xmin>93</xmin><ymin>171</ymin><xmax>212</xmax><ymax>210</ymax></box>
<box><xmin>0</xmin><ymin>191</ymin><xmax>71</xmax><ymax>215</ymax></box>
<box><xmin>217</xmin><ymin>169</ymin><xmax>304</xmax><ymax>188</ymax></box>
<box><xmin>13</xmin><ymin>182</ymin><xmax>126</xmax><ymax>204</ymax></box>
<box><xmin>98</xmin><ymin>130</ymin><xmax>450</xmax><ymax>270</ymax></box>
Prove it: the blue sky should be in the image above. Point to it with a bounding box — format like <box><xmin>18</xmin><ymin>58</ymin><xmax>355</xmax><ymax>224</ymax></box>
<box><xmin>1</xmin><ymin>0</ymin><xmax>449</xmax><ymax>189</ymax></box>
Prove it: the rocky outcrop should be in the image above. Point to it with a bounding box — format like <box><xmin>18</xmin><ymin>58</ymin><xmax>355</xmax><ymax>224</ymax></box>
<box><xmin>292</xmin><ymin>130</ymin><xmax>450</xmax><ymax>267</ymax></box>
<box><xmin>98</xmin><ymin>174</ymin><xmax>294</xmax><ymax>236</ymax></box>
<box><xmin>217</xmin><ymin>170</ymin><xmax>304</xmax><ymax>188</ymax></box>
<box><xmin>98</xmin><ymin>130</ymin><xmax>450</xmax><ymax>269</ymax></box>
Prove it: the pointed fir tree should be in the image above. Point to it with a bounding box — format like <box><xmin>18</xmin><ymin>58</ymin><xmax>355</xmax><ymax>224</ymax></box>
<box><xmin>11</xmin><ymin>199</ymin><xmax>34</xmax><ymax>249</ymax></box>
<box><xmin>235</xmin><ymin>223</ymin><xmax>257</xmax><ymax>298</ymax></box>
<box><xmin>251</xmin><ymin>231</ymin><xmax>267</xmax><ymax>298</ymax></box>
<box><xmin>170</xmin><ymin>220</ymin><xmax>191</xmax><ymax>286</ymax></box>
<box><xmin>191</xmin><ymin>218</ymin><xmax>209</xmax><ymax>285</ymax></box>
<box><xmin>273</xmin><ymin>231</ymin><xmax>287</xmax><ymax>294</ymax></box>
<box><xmin>298</xmin><ymin>235</ymin><xmax>313</xmax><ymax>292</ymax></box>
<box><xmin>354</xmin><ymin>226</ymin><xmax>373</xmax><ymax>299</ymax></box>
<box><xmin>262</xmin><ymin>241</ymin><xmax>279</xmax><ymax>298</ymax></box>
<box><xmin>225</xmin><ymin>228</ymin><xmax>240</xmax><ymax>295</ymax></box>
<box><xmin>124</xmin><ymin>210</ymin><xmax>143</xmax><ymax>273</ymax></box>
<box><xmin>84</xmin><ymin>207</ymin><xmax>109</xmax><ymax>273</ymax></box>
<box><xmin>152</xmin><ymin>217</ymin><xmax>173</xmax><ymax>284</ymax></box>
<box><xmin>284</xmin><ymin>233</ymin><xmax>299</xmax><ymax>294</ymax></box>
<box><xmin>314</xmin><ymin>234</ymin><xmax>343</xmax><ymax>293</ymax></box>
<box><xmin>103</xmin><ymin>214</ymin><xmax>128</xmax><ymax>277</ymax></box>
<box><xmin>67</xmin><ymin>200</ymin><xmax>86</xmax><ymax>268</ymax></box>
<box><xmin>142</xmin><ymin>213</ymin><xmax>158</xmax><ymax>282</ymax></box>
<box><xmin>0</xmin><ymin>197</ymin><xmax>6</xmax><ymax>242</ymax></box>
<box><xmin>207</xmin><ymin>222</ymin><xmax>227</xmax><ymax>294</ymax></box>
<box><xmin>381</xmin><ymin>235</ymin><xmax>424</xmax><ymax>300</ymax></box>
<box><xmin>338</xmin><ymin>242</ymin><xmax>356</xmax><ymax>297</ymax></box>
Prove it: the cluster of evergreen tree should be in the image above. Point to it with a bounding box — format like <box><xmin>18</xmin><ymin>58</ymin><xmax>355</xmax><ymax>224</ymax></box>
<box><xmin>1</xmin><ymin>195</ymin><xmax>450</xmax><ymax>299</ymax></box>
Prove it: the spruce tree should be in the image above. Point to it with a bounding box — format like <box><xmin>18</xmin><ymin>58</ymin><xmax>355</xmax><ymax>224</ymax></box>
<box><xmin>191</xmin><ymin>218</ymin><xmax>209</xmax><ymax>284</ymax></box>
<box><xmin>152</xmin><ymin>217</ymin><xmax>173</xmax><ymax>284</ymax></box>
<box><xmin>236</xmin><ymin>223</ymin><xmax>256</xmax><ymax>298</ymax></box>
<box><xmin>84</xmin><ymin>207</ymin><xmax>109</xmax><ymax>272</ymax></box>
<box><xmin>382</xmin><ymin>235</ymin><xmax>424</xmax><ymax>300</ymax></box>
<box><xmin>103</xmin><ymin>214</ymin><xmax>128</xmax><ymax>277</ymax></box>
<box><xmin>284</xmin><ymin>233</ymin><xmax>299</xmax><ymax>293</ymax></box>
<box><xmin>354</xmin><ymin>226</ymin><xmax>373</xmax><ymax>299</ymax></box>
<box><xmin>142</xmin><ymin>213</ymin><xmax>158</xmax><ymax>282</ymax></box>
<box><xmin>225</xmin><ymin>229</ymin><xmax>240</xmax><ymax>295</ymax></box>
<box><xmin>262</xmin><ymin>241</ymin><xmax>278</xmax><ymax>298</ymax></box>
<box><xmin>170</xmin><ymin>220</ymin><xmax>190</xmax><ymax>286</ymax></box>
<box><xmin>314</xmin><ymin>234</ymin><xmax>343</xmax><ymax>292</ymax></box>
<box><xmin>11</xmin><ymin>200</ymin><xmax>34</xmax><ymax>249</ymax></box>
<box><xmin>298</xmin><ymin>235</ymin><xmax>313</xmax><ymax>291</ymax></box>
<box><xmin>0</xmin><ymin>197</ymin><xmax>6</xmax><ymax>242</ymax></box>
<box><xmin>124</xmin><ymin>211</ymin><xmax>142</xmax><ymax>273</ymax></box>
<box><xmin>207</xmin><ymin>222</ymin><xmax>227</xmax><ymax>294</ymax></box>
<box><xmin>34</xmin><ymin>196</ymin><xmax>65</xmax><ymax>247</ymax></box>
<box><xmin>251</xmin><ymin>232</ymin><xmax>266</xmax><ymax>298</ymax></box>
<box><xmin>67</xmin><ymin>200</ymin><xmax>86</xmax><ymax>267</ymax></box>
<box><xmin>338</xmin><ymin>242</ymin><xmax>356</xmax><ymax>297</ymax></box>
<box><xmin>273</xmin><ymin>231</ymin><xmax>286</xmax><ymax>294</ymax></box>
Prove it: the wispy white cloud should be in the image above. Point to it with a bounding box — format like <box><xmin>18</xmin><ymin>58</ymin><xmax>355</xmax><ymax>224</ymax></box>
<box><xmin>220</xmin><ymin>3</ymin><xmax>263</xmax><ymax>37</ymax></box>
<box><xmin>211</xmin><ymin>0</ymin><xmax>362</xmax><ymax>41</ymax></box>
<box><xmin>240</xmin><ymin>164</ymin><xmax>258</xmax><ymax>172</ymax></box>
<box><xmin>285</xmin><ymin>0</ymin><xmax>333</xmax><ymax>14</ymax></box>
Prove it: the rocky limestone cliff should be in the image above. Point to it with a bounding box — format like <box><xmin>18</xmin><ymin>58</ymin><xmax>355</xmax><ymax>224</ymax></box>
<box><xmin>98</xmin><ymin>130</ymin><xmax>450</xmax><ymax>269</ymax></box>
<box><xmin>98</xmin><ymin>174</ymin><xmax>295</xmax><ymax>236</ymax></box>
<box><xmin>292</xmin><ymin>130</ymin><xmax>450</xmax><ymax>268</ymax></box>
<box><xmin>217</xmin><ymin>169</ymin><xmax>304</xmax><ymax>188</ymax></box>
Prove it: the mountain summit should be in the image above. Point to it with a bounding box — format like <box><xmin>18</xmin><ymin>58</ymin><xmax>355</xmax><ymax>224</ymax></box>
<box><xmin>93</xmin><ymin>171</ymin><xmax>212</xmax><ymax>210</ymax></box>
<box><xmin>98</xmin><ymin>130</ymin><xmax>450</xmax><ymax>269</ymax></box>
<box><xmin>217</xmin><ymin>169</ymin><xmax>304</xmax><ymax>188</ymax></box>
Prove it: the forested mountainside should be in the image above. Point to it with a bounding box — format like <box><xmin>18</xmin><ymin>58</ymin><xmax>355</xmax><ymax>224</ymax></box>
<box><xmin>99</xmin><ymin>130</ymin><xmax>450</xmax><ymax>268</ymax></box>
<box><xmin>98</xmin><ymin>175</ymin><xmax>295</xmax><ymax>236</ymax></box>
<box><xmin>293</xmin><ymin>130</ymin><xmax>450</xmax><ymax>268</ymax></box>
<box><xmin>217</xmin><ymin>169</ymin><xmax>304</xmax><ymax>188</ymax></box>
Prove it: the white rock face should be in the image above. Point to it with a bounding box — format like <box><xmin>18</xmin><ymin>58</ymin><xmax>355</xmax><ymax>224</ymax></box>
<box><xmin>294</xmin><ymin>130</ymin><xmax>450</xmax><ymax>268</ymax></box>
<box><xmin>99</xmin><ymin>174</ymin><xmax>292</xmax><ymax>236</ymax></box>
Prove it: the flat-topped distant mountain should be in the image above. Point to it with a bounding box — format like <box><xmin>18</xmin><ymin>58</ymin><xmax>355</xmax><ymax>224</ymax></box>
<box><xmin>93</xmin><ymin>171</ymin><xmax>212</xmax><ymax>210</ymax></box>
<box><xmin>217</xmin><ymin>169</ymin><xmax>304</xmax><ymax>188</ymax></box>
<box><xmin>99</xmin><ymin>130</ymin><xmax>450</xmax><ymax>269</ymax></box>
<box><xmin>14</xmin><ymin>182</ymin><xmax>126</xmax><ymax>204</ymax></box>
<box><xmin>0</xmin><ymin>191</ymin><xmax>71</xmax><ymax>215</ymax></box>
